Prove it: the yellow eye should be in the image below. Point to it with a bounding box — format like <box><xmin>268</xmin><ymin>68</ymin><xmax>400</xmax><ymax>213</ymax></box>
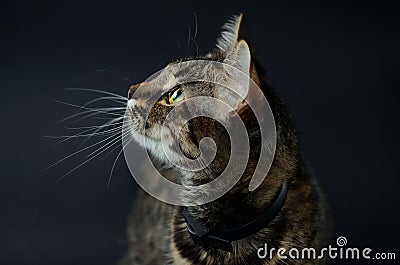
<box><xmin>167</xmin><ymin>88</ymin><xmax>185</xmax><ymax>104</ymax></box>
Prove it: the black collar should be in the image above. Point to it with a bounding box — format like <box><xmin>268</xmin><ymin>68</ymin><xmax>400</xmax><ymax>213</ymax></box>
<box><xmin>181</xmin><ymin>182</ymin><xmax>288</xmax><ymax>252</ymax></box>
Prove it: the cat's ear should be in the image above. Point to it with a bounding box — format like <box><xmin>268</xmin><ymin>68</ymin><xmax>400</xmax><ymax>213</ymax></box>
<box><xmin>216</xmin><ymin>44</ymin><xmax>261</xmax><ymax>114</ymax></box>
<box><xmin>213</xmin><ymin>14</ymin><xmax>262</xmax><ymax>116</ymax></box>
<box><xmin>214</xmin><ymin>40</ymin><xmax>252</xmax><ymax>111</ymax></box>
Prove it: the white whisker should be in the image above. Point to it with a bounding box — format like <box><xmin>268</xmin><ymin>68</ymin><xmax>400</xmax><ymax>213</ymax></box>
<box><xmin>101</xmin><ymin>128</ymin><xmax>132</xmax><ymax>159</ymax></box>
<box><xmin>78</xmin><ymin>116</ymin><xmax>126</xmax><ymax>147</ymax></box>
<box><xmin>70</xmin><ymin>111</ymin><xmax>124</xmax><ymax>124</ymax></box>
<box><xmin>193</xmin><ymin>12</ymin><xmax>198</xmax><ymax>40</ymax></box>
<box><xmin>107</xmin><ymin>135</ymin><xmax>133</xmax><ymax>189</ymax></box>
<box><xmin>46</xmin><ymin>125</ymin><xmax>123</xmax><ymax>139</ymax></box>
<box><xmin>82</xmin><ymin>96</ymin><xmax>127</xmax><ymax>108</ymax></box>
<box><xmin>65</xmin><ymin>121</ymin><xmax>125</xmax><ymax>130</ymax></box>
<box><xmin>56</xmin><ymin>129</ymin><xmax>129</xmax><ymax>182</ymax></box>
<box><xmin>86</xmin><ymin>127</ymin><xmax>129</xmax><ymax>158</ymax></box>
<box><xmin>186</xmin><ymin>23</ymin><xmax>191</xmax><ymax>45</ymax></box>
<box><xmin>51</xmin><ymin>98</ymin><xmax>125</xmax><ymax>118</ymax></box>
<box><xmin>65</xmin><ymin>87</ymin><xmax>126</xmax><ymax>100</ymax></box>
<box><xmin>57</xmin><ymin>107</ymin><xmax>125</xmax><ymax>124</ymax></box>
<box><xmin>47</xmin><ymin>130</ymin><xmax>123</xmax><ymax>170</ymax></box>
<box><xmin>49</xmin><ymin>87</ymin><xmax>134</xmax><ymax>183</ymax></box>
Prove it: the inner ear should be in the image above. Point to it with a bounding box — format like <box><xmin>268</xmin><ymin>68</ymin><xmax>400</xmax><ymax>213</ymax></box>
<box><xmin>224</xmin><ymin>40</ymin><xmax>251</xmax><ymax>74</ymax></box>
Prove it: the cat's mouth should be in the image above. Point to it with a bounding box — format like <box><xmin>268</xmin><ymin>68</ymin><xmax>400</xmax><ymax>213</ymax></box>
<box><xmin>125</xmin><ymin>104</ymin><xmax>161</xmax><ymax>147</ymax></box>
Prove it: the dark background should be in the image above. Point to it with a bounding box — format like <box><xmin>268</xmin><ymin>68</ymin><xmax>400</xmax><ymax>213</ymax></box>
<box><xmin>1</xmin><ymin>1</ymin><xmax>399</xmax><ymax>264</ymax></box>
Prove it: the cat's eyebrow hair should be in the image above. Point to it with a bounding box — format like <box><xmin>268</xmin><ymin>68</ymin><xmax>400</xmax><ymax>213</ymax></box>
<box><xmin>167</xmin><ymin>82</ymin><xmax>197</xmax><ymax>91</ymax></box>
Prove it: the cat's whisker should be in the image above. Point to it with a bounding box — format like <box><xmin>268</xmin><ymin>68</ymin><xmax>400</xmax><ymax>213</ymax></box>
<box><xmin>192</xmin><ymin>38</ymin><xmax>199</xmax><ymax>56</ymax></box>
<box><xmin>57</xmin><ymin>107</ymin><xmax>125</xmax><ymax>124</ymax></box>
<box><xmin>56</xmin><ymin>127</ymin><xmax>133</xmax><ymax>182</ymax></box>
<box><xmin>86</xmin><ymin>135</ymin><xmax>123</xmax><ymax>159</ymax></box>
<box><xmin>70</xmin><ymin>110</ymin><xmax>125</xmax><ymax>124</ymax></box>
<box><xmin>191</xmin><ymin>12</ymin><xmax>199</xmax><ymax>56</ymax></box>
<box><xmin>77</xmin><ymin>108</ymin><xmax>126</xmax><ymax>116</ymax></box>
<box><xmin>186</xmin><ymin>23</ymin><xmax>191</xmax><ymax>46</ymax></box>
<box><xmin>81</xmin><ymin>99</ymin><xmax>126</xmax><ymax>112</ymax></box>
<box><xmin>47</xmin><ymin>129</ymin><xmax>124</xmax><ymax>170</ymax></box>
<box><xmin>65</xmin><ymin>87</ymin><xmax>126</xmax><ymax>100</ymax></box>
<box><xmin>103</xmin><ymin>128</ymin><xmax>133</xmax><ymax>158</ymax></box>
<box><xmin>65</xmin><ymin>121</ymin><xmax>125</xmax><ymax>130</ymax></box>
<box><xmin>50</xmin><ymin>126</ymin><xmax>106</xmax><ymax>144</ymax></box>
<box><xmin>193</xmin><ymin>12</ymin><xmax>198</xmax><ymax>40</ymax></box>
<box><xmin>107</xmin><ymin>135</ymin><xmax>133</xmax><ymax>189</ymax></box>
<box><xmin>51</xmin><ymin>98</ymin><xmax>126</xmax><ymax>119</ymax></box>
<box><xmin>100</xmin><ymin>128</ymin><xmax>132</xmax><ymax>160</ymax></box>
<box><xmin>86</xmin><ymin>127</ymin><xmax>130</xmax><ymax>158</ymax></box>
<box><xmin>82</xmin><ymin>96</ymin><xmax>127</xmax><ymax>108</ymax></box>
<box><xmin>47</xmin><ymin>126</ymin><xmax>123</xmax><ymax>140</ymax></box>
<box><xmin>77</xmin><ymin>116</ymin><xmax>127</xmax><ymax>146</ymax></box>
<box><xmin>83</xmin><ymin>116</ymin><xmax>125</xmax><ymax>120</ymax></box>
<box><xmin>50</xmin><ymin>120</ymin><xmax>123</xmax><ymax>144</ymax></box>
<box><xmin>102</xmin><ymin>136</ymin><xmax>127</xmax><ymax>159</ymax></box>
<box><xmin>55</xmin><ymin>128</ymin><xmax>130</xmax><ymax>182</ymax></box>
<box><xmin>72</xmin><ymin>107</ymin><xmax>126</xmax><ymax>113</ymax></box>
<box><xmin>56</xmin><ymin>143</ymin><xmax>116</xmax><ymax>182</ymax></box>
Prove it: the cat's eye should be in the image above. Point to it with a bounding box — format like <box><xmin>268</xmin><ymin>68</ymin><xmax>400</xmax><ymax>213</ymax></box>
<box><xmin>166</xmin><ymin>87</ymin><xmax>185</xmax><ymax>105</ymax></box>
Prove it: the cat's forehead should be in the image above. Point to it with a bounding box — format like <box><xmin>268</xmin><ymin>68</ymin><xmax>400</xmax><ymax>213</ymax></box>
<box><xmin>150</xmin><ymin>59</ymin><xmax>221</xmax><ymax>92</ymax></box>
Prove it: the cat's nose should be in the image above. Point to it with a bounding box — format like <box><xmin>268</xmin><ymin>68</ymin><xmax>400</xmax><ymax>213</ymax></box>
<box><xmin>127</xmin><ymin>84</ymin><xmax>138</xmax><ymax>100</ymax></box>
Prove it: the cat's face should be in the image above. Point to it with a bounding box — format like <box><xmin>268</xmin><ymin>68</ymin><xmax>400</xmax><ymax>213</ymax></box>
<box><xmin>122</xmin><ymin>14</ymin><xmax>292</xmax><ymax>195</ymax></box>
<box><xmin>126</xmin><ymin>65</ymin><xmax>216</xmax><ymax>162</ymax></box>
<box><xmin>125</xmin><ymin>14</ymin><xmax>258</xmax><ymax>171</ymax></box>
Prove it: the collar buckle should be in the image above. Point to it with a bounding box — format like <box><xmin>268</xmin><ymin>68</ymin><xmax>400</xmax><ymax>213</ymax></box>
<box><xmin>183</xmin><ymin>213</ymin><xmax>233</xmax><ymax>252</ymax></box>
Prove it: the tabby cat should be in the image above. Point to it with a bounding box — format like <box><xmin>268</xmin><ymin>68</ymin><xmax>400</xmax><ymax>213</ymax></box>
<box><xmin>119</xmin><ymin>14</ymin><xmax>331</xmax><ymax>265</ymax></box>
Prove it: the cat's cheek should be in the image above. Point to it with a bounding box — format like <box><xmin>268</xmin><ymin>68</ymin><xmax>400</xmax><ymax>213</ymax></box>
<box><xmin>127</xmin><ymin>99</ymin><xmax>136</xmax><ymax>108</ymax></box>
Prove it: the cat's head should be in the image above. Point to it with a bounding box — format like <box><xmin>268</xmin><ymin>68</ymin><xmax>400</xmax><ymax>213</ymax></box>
<box><xmin>125</xmin><ymin>14</ymin><xmax>295</xmax><ymax>186</ymax></box>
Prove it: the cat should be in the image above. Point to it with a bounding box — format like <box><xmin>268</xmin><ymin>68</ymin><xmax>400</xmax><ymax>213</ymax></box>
<box><xmin>119</xmin><ymin>14</ymin><xmax>331</xmax><ymax>265</ymax></box>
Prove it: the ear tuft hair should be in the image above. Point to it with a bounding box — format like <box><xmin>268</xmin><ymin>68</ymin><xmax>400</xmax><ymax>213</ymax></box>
<box><xmin>215</xmin><ymin>14</ymin><xmax>244</xmax><ymax>52</ymax></box>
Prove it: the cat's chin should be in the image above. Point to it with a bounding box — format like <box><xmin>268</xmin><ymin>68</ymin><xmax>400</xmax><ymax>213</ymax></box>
<box><xmin>127</xmin><ymin>126</ymin><xmax>171</xmax><ymax>163</ymax></box>
<box><xmin>128</xmin><ymin>126</ymin><xmax>153</xmax><ymax>148</ymax></box>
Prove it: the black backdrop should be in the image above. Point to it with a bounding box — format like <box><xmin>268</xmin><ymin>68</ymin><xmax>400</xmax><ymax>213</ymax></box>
<box><xmin>1</xmin><ymin>1</ymin><xmax>399</xmax><ymax>264</ymax></box>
